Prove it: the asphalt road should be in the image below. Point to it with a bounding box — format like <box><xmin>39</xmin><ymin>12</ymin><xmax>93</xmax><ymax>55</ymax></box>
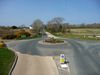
<box><xmin>67</xmin><ymin>39</ymin><xmax>100</xmax><ymax>75</ymax></box>
<box><xmin>6</xmin><ymin>38</ymin><xmax>100</xmax><ymax>75</ymax></box>
<box><xmin>12</xmin><ymin>54</ymin><xmax>59</xmax><ymax>75</ymax></box>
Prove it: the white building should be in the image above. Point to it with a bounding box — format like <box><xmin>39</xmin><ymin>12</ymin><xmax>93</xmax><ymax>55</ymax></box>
<box><xmin>29</xmin><ymin>26</ymin><xmax>33</xmax><ymax>29</ymax></box>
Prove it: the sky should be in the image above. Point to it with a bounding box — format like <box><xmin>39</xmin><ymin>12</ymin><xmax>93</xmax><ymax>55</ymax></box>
<box><xmin>0</xmin><ymin>0</ymin><xmax>100</xmax><ymax>26</ymax></box>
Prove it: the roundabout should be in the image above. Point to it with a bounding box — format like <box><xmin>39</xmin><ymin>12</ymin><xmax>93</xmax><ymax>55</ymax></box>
<box><xmin>38</xmin><ymin>38</ymin><xmax>67</xmax><ymax>45</ymax></box>
<box><xmin>6</xmin><ymin>33</ymin><xmax>100</xmax><ymax>75</ymax></box>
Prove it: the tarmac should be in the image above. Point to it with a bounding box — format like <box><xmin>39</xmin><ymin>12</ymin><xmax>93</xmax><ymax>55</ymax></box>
<box><xmin>12</xmin><ymin>52</ymin><xmax>59</xmax><ymax>75</ymax></box>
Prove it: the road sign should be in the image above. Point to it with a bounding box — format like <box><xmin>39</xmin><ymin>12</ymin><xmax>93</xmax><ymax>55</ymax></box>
<box><xmin>60</xmin><ymin>54</ymin><xmax>65</xmax><ymax>64</ymax></box>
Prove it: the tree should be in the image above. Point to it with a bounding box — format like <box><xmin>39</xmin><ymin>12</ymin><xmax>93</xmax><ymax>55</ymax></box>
<box><xmin>63</xmin><ymin>23</ymin><xmax>71</xmax><ymax>33</ymax></box>
<box><xmin>31</xmin><ymin>19</ymin><xmax>43</xmax><ymax>34</ymax></box>
<box><xmin>50</xmin><ymin>17</ymin><xmax>64</xmax><ymax>24</ymax></box>
<box><xmin>79</xmin><ymin>23</ymin><xmax>86</xmax><ymax>28</ymax></box>
<box><xmin>47</xmin><ymin>17</ymin><xmax>64</xmax><ymax>33</ymax></box>
<box><xmin>19</xmin><ymin>24</ymin><xmax>26</xmax><ymax>29</ymax></box>
<box><xmin>11</xmin><ymin>25</ymin><xmax>18</xmax><ymax>29</ymax></box>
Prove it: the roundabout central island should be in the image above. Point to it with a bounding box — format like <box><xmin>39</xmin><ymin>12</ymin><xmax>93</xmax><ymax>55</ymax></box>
<box><xmin>38</xmin><ymin>37</ymin><xmax>66</xmax><ymax>45</ymax></box>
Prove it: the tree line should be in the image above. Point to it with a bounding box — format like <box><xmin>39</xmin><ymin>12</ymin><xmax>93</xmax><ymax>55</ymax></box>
<box><xmin>31</xmin><ymin>17</ymin><xmax>100</xmax><ymax>34</ymax></box>
<box><xmin>0</xmin><ymin>17</ymin><xmax>100</xmax><ymax>34</ymax></box>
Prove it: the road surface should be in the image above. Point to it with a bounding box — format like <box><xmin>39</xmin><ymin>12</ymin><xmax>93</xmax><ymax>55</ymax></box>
<box><xmin>6</xmin><ymin>38</ymin><xmax>100</xmax><ymax>75</ymax></box>
<box><xmin>12</xmin><ymin>53</ymin><xmax>59</xmax><ymax>75</ymax></box>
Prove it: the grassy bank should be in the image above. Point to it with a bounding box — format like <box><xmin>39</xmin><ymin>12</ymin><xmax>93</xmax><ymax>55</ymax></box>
<box><xmin>54</xmin><ymin>33</ymin><xmax>100</xmax><ymax>41</ymax></box>
<box><xmin>0</xmin><ymin>48</ymin><xmax>15</xmax><ymax>75</ymax></box>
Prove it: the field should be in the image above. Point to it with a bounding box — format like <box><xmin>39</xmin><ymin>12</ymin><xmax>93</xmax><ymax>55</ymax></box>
<box><xmin>55</xmin><ymin>28</ymin><xmax>100</xmax><ymax>40</ymax></box>
<box><xmin>71</xmin><ymin>28</ymin><xmax>100</xmax><ymax>35</ymax></box>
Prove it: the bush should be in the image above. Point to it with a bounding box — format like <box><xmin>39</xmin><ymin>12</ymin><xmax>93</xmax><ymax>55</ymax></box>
<box><xmin>32</xmin><ymin>33</ymin><xmax>42</xmax><ymax>38</ymax></box>
<box><xmin>45</xmin><ymin>37</ymin><xmax>64</xmax><ymax>43</ymax></box>
<box><xmin>15</xmin><ymin>30</ymin><xmax>31</xmax><ymax>38</ymax></box>
<box><xmin>0</xmin><ymin>41</ymin><xmax>6</xmax><ymax>48</ymax></box>
<box><xmin>2</xmin><ymin>34</ymin><xmax>16</xmax><ymax>39</ymax></box>
<box><xmin>0</xmin><ymin>43</ymin><xmax>5</xmax><ymax>48</ymax></box>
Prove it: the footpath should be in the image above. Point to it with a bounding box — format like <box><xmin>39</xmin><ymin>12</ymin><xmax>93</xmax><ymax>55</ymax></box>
<box><xmin>12</xmin><ymin>52</ymin><xmax>59</xmax><ymax>75</ymax></box>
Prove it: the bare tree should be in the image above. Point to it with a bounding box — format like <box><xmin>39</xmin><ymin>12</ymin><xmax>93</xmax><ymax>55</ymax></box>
<box><xmin>47</xmin><ymin>17</ymin><xmax>64</xmax><ymax>33</ymax></box>
<box><xmin>31</xmin><ymin>19</ymin><xmax>43</xmax><ymax>33</ymax></box>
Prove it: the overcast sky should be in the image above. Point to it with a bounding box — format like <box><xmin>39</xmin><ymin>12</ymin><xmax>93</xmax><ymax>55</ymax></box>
<box><xmin>0</xmin><ymin>0</ymin><xmax>100</xmax><ymax>26</ymax></box>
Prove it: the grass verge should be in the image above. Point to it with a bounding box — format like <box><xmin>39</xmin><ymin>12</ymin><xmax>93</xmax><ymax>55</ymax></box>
<box><xmin>0</xmin><ymin>48</ymin><xmax>15</xmax><ymax>75</ymax></box>
<box><xmin>54</xmin><ymin>33</ymin><xmax>100</xmax><ymax>41</ymax></box>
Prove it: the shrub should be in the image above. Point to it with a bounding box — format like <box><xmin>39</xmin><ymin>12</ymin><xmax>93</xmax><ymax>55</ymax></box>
<box><xmin>15</xmin><ymin>30</ymin><xmax>31</xmax><ymax>38</ymax></box>
<box><xmin>32</xmin><ymin>33</ymin><xmax>42</xmax><ymax>38</ymax></box>
<box><xmin>2</xmin><ymin>34</ymin><xmax>16</xmax><ymax>39</ymax></box>
<box><xmin>45</xmin><ymin>37</ymin><xmax>64</xmax><ymax>43</ymax></box>
<box><xmin>0</xmin><ymin>41</ymin><xmax>6</xmax><ymax>48</ymax></box>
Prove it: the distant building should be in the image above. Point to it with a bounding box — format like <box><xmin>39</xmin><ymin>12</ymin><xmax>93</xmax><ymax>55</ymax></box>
<box><xmin>29</xmin><ymin>26</ymin><xmax>33</xmax><ymax>29</ymax></box>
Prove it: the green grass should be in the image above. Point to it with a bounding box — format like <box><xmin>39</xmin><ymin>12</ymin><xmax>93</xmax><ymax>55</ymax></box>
<box><xmin>54</xmin><ymin>33</ymin><xmax>81</xmax><ymax>38</ymax></box>
<box><xmin>0</xmin><ymin>48</ymin><xmax>15</xmax><ymax>75</ymax></box>
<box><xmin>79</xmin><ymin>36</ymin><xmax>100</xmax><ymax>41</ymax></box>
<box><xmin>54</xmin><ymin>33</ymin><xmax>100</xmax><ymax>41</ymax></box>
